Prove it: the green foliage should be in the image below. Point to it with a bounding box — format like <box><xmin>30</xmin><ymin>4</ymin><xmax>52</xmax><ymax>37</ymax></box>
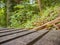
<box><xmin>9</xmin><ymin>0</ymin><xmax>60</xmax><ymax>28</ymax></box>
<box><xmin>39</xmin><ymin>5</ymin><xmax>60</xmax><ymax>24</ymax></box>
<box><xmin>0</xmin><ymin>0</ymin><xmax>60</xmax><ymax>29</ymax></box>
<box><xmin>9</xmin><ymin>3</ymin><xmax>39</xmax><ymax>28</ymax></box>
<box><xmin>41</xmin><ymin>0</ymin><xmax>60</xmax><ymax>8</ymax></box>
<box><xmin>0</xmin><ymin>1</ymin><xmax>5</xmax><ymax>27</ymax></box>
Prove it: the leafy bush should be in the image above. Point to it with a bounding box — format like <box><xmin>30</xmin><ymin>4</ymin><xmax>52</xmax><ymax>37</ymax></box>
<box><xmin>0</xmin><ymin>1</ymin><xmax>5</xmax><ymax>27</ymax></box>
<box><xmin>9</xmin><ymin>1</ymin><xmax>60</xmax><ymax>29</ymax></box>
<box><xmin>34</xmin><ymin>6</ymin><xmax>60</xmax><ymax>27</ymax></box>
<box><xmin>0</xmin><ymin>0</ymin><xmax>60</xmax><ymax>29</ymax></box>
<box><xmin>10</xmin><ymin>3</ymin><xmax>40</xmax><ymax>28</ymax></box>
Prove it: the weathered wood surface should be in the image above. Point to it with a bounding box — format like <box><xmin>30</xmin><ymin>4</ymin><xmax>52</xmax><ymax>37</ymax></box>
<box><xmin>0</xmin><ymin>30</ymin><xmax>28</xmax><ymax>37</ymax></box>
<box><xmin>33</xmin><ymin>30</ymin><xmax>60</xmax><ymax>45</ymax></box>
<box><xmin>0</xmin><ymin>28</ymin><xmax>26</xmax><ymax>33</ymax></box>
<box><xmin>0</xmin><ymin>30</ymin><xmax>36</xmax><ymax>43</ymax></box>
<box><xmin>0</xmin><ymin>29</ymin><xmax>60</xmax><ymax>45</ymax></box>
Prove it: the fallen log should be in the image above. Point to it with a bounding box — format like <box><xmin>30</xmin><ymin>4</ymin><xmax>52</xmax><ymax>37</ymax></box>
<box><xmin>32</xmin><ymin>17</ymin><xmax>60</xmax><ymax>30</ymax></box>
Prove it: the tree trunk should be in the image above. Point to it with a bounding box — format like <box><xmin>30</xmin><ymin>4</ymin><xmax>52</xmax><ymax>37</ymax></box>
<box><xmin>6</xmin><ymin>0</ymin><xmax>11</xmax><ymax>27</ymax></box>
<box><xmin>37</xmin><ymin>0</ymin><xmax>42</xmax><ymax>12</ymax></box>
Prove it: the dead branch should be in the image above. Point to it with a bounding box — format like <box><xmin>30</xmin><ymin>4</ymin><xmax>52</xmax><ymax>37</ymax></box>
<box><xmin>32</xmin><ymin>17</ymin><xmax>60</xmax><ymax>30</ymax></box>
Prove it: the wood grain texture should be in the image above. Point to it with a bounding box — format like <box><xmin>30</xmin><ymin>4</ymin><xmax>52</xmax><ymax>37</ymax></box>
<box><xmin>33</xmin><ymin>30</ymin><xmax>60</xmax><ymax>45</ymax></box>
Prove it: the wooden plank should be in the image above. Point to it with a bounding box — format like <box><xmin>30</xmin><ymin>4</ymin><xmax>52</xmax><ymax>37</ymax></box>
<box><xmin>0</xmin><ymin>28</ymin><xmax>24</xmax><ymax>31</ymax></box>
<box><xmin>1</xmin><ymin>30</ymin><xmax>49</xmax><ymax>45</ymax></box>
<box><xmin>0</xmin><ymin>28</ymin><xmax>15</xmax><ymax>30</ymax></box>
<box><xmin>33</xmin><ymin>30</ymin><xmax>60</xmax><ymax>45</ymax></box>
<box><xmin>0</xmin><ymin>30</ymin><xmax>36</xmax><ymax>44</ymax></box>
<box><xmin>0</xmin><ymin>30</ymin><xmax>28</xmax><ymax>37</ymax></box>
<box><xmin>0</xmin><ymin>28</ymin><xmax>9</xmax><ymax>30</ymax></box>
<box><xmin>0</xmin><ymin>29</ymin><xmax>26</xmax><ymax>33</ymax></box>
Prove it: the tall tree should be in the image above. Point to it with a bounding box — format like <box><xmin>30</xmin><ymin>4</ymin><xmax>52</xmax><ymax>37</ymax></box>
<box><xmin>6</xmin><ymin>0</ymin><xmax>11</xmax><ymax>27</ymax></box>
<box><xmin>37</xmin><ymin>0</ymin><xmax>42</xmax><ymax>12</ymax></box>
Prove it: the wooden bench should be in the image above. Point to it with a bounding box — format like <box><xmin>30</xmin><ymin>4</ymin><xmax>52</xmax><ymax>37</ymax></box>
<box><xmin>33</xmin><ymin>30</ymin><xmax>60</xmax><ymax>45</ymax></box>
<box><xmin>0</xmin><ymin>28</ymin><xmax>60</xmax><ymax>45</ymax></box>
